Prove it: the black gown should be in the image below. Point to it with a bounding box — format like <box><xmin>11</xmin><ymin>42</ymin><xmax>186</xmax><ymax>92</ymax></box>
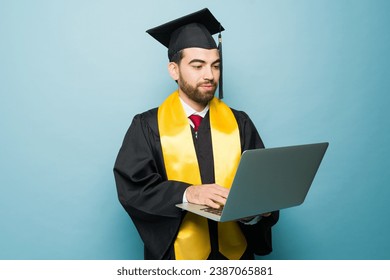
<box><xmin>114</xmin><ymin>107</ymin><xmax>279</xmax><ymax>260</ymax></box>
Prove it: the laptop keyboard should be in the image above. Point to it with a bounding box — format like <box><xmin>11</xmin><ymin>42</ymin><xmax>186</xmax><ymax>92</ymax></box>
<box><xmin>200</xmin><ymin>206</ymin><xmax>224</xmax><ymax>216</ymax></box>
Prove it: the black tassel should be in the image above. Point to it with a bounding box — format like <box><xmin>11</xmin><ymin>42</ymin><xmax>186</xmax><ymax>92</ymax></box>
<box><xmin>218</xmin><ymin>30</ymin><xmax>223</xmax><ymax>99</ymax></box>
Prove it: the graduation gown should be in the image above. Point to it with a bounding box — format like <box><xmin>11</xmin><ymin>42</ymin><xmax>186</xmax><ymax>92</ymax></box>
<box><xmin>114</xmin><ymin>107</ymin><xmax>279</xmax><ymax>259</ymax></box>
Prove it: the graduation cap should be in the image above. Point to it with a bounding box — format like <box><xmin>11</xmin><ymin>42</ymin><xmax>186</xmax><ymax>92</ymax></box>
<box><xmin>146</xmin><ymin>8</ymin><xmax>225</xmax><ymax>99</ymax></box>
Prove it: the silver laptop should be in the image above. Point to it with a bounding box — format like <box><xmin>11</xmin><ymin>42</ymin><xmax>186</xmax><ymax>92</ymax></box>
<box><xmin>176</xmin><ymin>142</ymin><xmax>329</xmax><ymax>222</ymax></box>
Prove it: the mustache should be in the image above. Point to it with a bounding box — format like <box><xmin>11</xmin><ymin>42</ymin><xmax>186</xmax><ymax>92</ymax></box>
<box><xmin>198</xmin><ymin>81</ymin><xmax>217</xmax><ymax>86</ymax></box>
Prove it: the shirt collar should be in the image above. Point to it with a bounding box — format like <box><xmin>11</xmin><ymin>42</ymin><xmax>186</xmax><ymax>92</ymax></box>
<box><xmin>179</xmin><ymin>96</ymin><xmax>209</xmax><ymax>118</ymax></box>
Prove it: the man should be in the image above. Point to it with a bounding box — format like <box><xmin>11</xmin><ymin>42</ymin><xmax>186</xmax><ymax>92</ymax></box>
<box><xmin>114</xmin><ymin>8</ymin><xmax>279</xmax><ymax>260</ymax></box>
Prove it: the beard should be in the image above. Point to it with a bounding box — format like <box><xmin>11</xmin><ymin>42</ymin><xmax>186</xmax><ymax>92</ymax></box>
<box><xmin>178</xmin><ymin>77</ymin><xmax>217</xmax><ymax>106</ymax></box>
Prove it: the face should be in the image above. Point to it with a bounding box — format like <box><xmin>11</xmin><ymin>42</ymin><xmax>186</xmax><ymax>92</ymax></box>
<box><xmin>169</xmin><ymin>48</ymin><xmax>220</xmax><ymax>110</ymax></box>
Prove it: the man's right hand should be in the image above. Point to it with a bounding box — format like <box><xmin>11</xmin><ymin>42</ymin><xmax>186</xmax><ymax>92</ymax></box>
<box><xmin>185</xmin><ymin>184</ymin><xmax>229</xmax><ymax>209</ymax></box>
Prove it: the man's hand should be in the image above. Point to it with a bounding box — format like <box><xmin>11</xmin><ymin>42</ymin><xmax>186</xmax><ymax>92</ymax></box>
<box><xmin>186</xmin><ymin>184</ymin><xmax>229</xmax><ymax>209</ymax></box>
<box><xmin>240</xmin><ymin>213</ymin><xmax>272</xmax><ymax>224</ymax></box>
<box><xmin>261</xmin><ymin>212</ymin><xmax>272</xmax><ymax>217</ymax></box>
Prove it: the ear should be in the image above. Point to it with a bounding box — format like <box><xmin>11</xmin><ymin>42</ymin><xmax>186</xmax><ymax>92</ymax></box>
<box><xmin>168</xmin><ymin>62</ymin><xmax>179</xmax><ymax>81</ymax></box>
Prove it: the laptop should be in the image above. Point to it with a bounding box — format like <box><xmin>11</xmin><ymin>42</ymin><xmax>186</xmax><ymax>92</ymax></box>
<box><xmin>176</xmin><ymin>142</ymin><xmax>329</xmax><ymax>222</ymax></box>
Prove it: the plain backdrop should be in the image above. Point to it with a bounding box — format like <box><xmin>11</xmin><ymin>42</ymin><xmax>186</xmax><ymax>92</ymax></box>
<box><xmin>1</xmin><ymin>0</ymin><xmax>389</xmax><ymax>260</ymax></box>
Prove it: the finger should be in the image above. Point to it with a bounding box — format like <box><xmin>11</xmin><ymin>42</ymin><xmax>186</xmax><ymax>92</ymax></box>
<box><xmin>210</xmin><ymin>185</ymin><xmax>229</xmax><ymax>198</ymax></box>
<box><xmin>261</xmin><ymin>212</ymin><xmax>272</xmax><ymax>217</ymax></box>
<box><xmin>209</xmin><ymin>194</ymin><xmax>227</xmax><ymax>205</ymax></box>
<box><xmin>205</xmin><ymin>198</ymin><xmax>223</xmax><ymax>209</ymax></box>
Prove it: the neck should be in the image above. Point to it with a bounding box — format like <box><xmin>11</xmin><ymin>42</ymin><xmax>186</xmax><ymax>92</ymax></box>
<box><xmin>178</xmin><ymin>90</ymin><xmax>207</xmax><ymax>112</ymax></box>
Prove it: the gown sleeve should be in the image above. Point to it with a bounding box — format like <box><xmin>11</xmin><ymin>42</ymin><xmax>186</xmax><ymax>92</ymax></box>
<box><xmin>113</xmin><ymin>109</ymin><xmax>189</xmax><ymax>259</ymax></box>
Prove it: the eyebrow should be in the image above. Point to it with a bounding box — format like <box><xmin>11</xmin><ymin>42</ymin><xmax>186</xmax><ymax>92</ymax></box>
<box><xmin>189</xmin><ymin>58</ymin><xmax>221</xmax><ymax>65</ymax></box>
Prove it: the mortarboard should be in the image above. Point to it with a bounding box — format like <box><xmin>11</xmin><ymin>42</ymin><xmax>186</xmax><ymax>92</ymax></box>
<box><xmin>146</xmin><ymin>8</ymin><xmax>225</xmax><ymax>99</ymax></box>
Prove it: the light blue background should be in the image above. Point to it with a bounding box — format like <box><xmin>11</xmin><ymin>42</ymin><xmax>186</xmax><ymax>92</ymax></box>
<box><xmin>1</xmin><ymin>0</ymin><xmax>389</xmax><ymax>260</ymax></box>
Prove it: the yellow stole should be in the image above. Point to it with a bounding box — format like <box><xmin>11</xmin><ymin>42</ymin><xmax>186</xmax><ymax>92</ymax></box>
<box><xmin>158</xmin><ymin>91</ymin><xmax>247</xmax><ymax>260</ymax></box>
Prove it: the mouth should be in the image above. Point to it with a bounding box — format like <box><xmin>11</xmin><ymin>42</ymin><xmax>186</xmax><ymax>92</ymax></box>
<box><xmin>199</xmin><ymin>83</ymin><xmax>216</xmax><ymax>90</ymax></box>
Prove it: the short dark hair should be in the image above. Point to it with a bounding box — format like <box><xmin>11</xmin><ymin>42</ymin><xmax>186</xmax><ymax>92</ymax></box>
<box><xmin>169</xmin><ymin>50</ymin><xmax>184</xmax><ymax>64</ymax></box>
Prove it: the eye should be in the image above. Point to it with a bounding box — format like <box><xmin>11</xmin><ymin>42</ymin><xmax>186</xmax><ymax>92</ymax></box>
<box><xmin>192</xmin><ymin>64</ymin><xmax>202</xmax><ymax>69</ymax></box>
<box><xmin>213</xmin><ymin>64</ymin><xmax>220</xmax><ymax>70</ymax></box>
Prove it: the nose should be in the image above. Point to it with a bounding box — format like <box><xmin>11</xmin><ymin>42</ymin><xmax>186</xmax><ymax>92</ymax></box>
<box><xmin>203</xmin><ymin>66</ymin><xmax>214</xmax><ymax>81</ymax></box>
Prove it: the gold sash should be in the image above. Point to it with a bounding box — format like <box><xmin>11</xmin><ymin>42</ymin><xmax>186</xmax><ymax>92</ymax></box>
<box><xmin>158</xmin><ymin>91</ymin><xmax>247</xmax><ymax>260</ymax></box>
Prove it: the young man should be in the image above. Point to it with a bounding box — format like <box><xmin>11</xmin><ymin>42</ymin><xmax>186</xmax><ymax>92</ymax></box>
<box><xmin>114</xmin><ymin>8</ymin><xmax>279</xmax><ymax>260</ymax></box>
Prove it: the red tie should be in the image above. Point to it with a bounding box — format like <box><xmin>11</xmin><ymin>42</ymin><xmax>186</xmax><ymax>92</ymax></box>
<box><xmin>189</xmin><ymin>114</ymin><xmax>203</xmax><ymax>132</ymax></box>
